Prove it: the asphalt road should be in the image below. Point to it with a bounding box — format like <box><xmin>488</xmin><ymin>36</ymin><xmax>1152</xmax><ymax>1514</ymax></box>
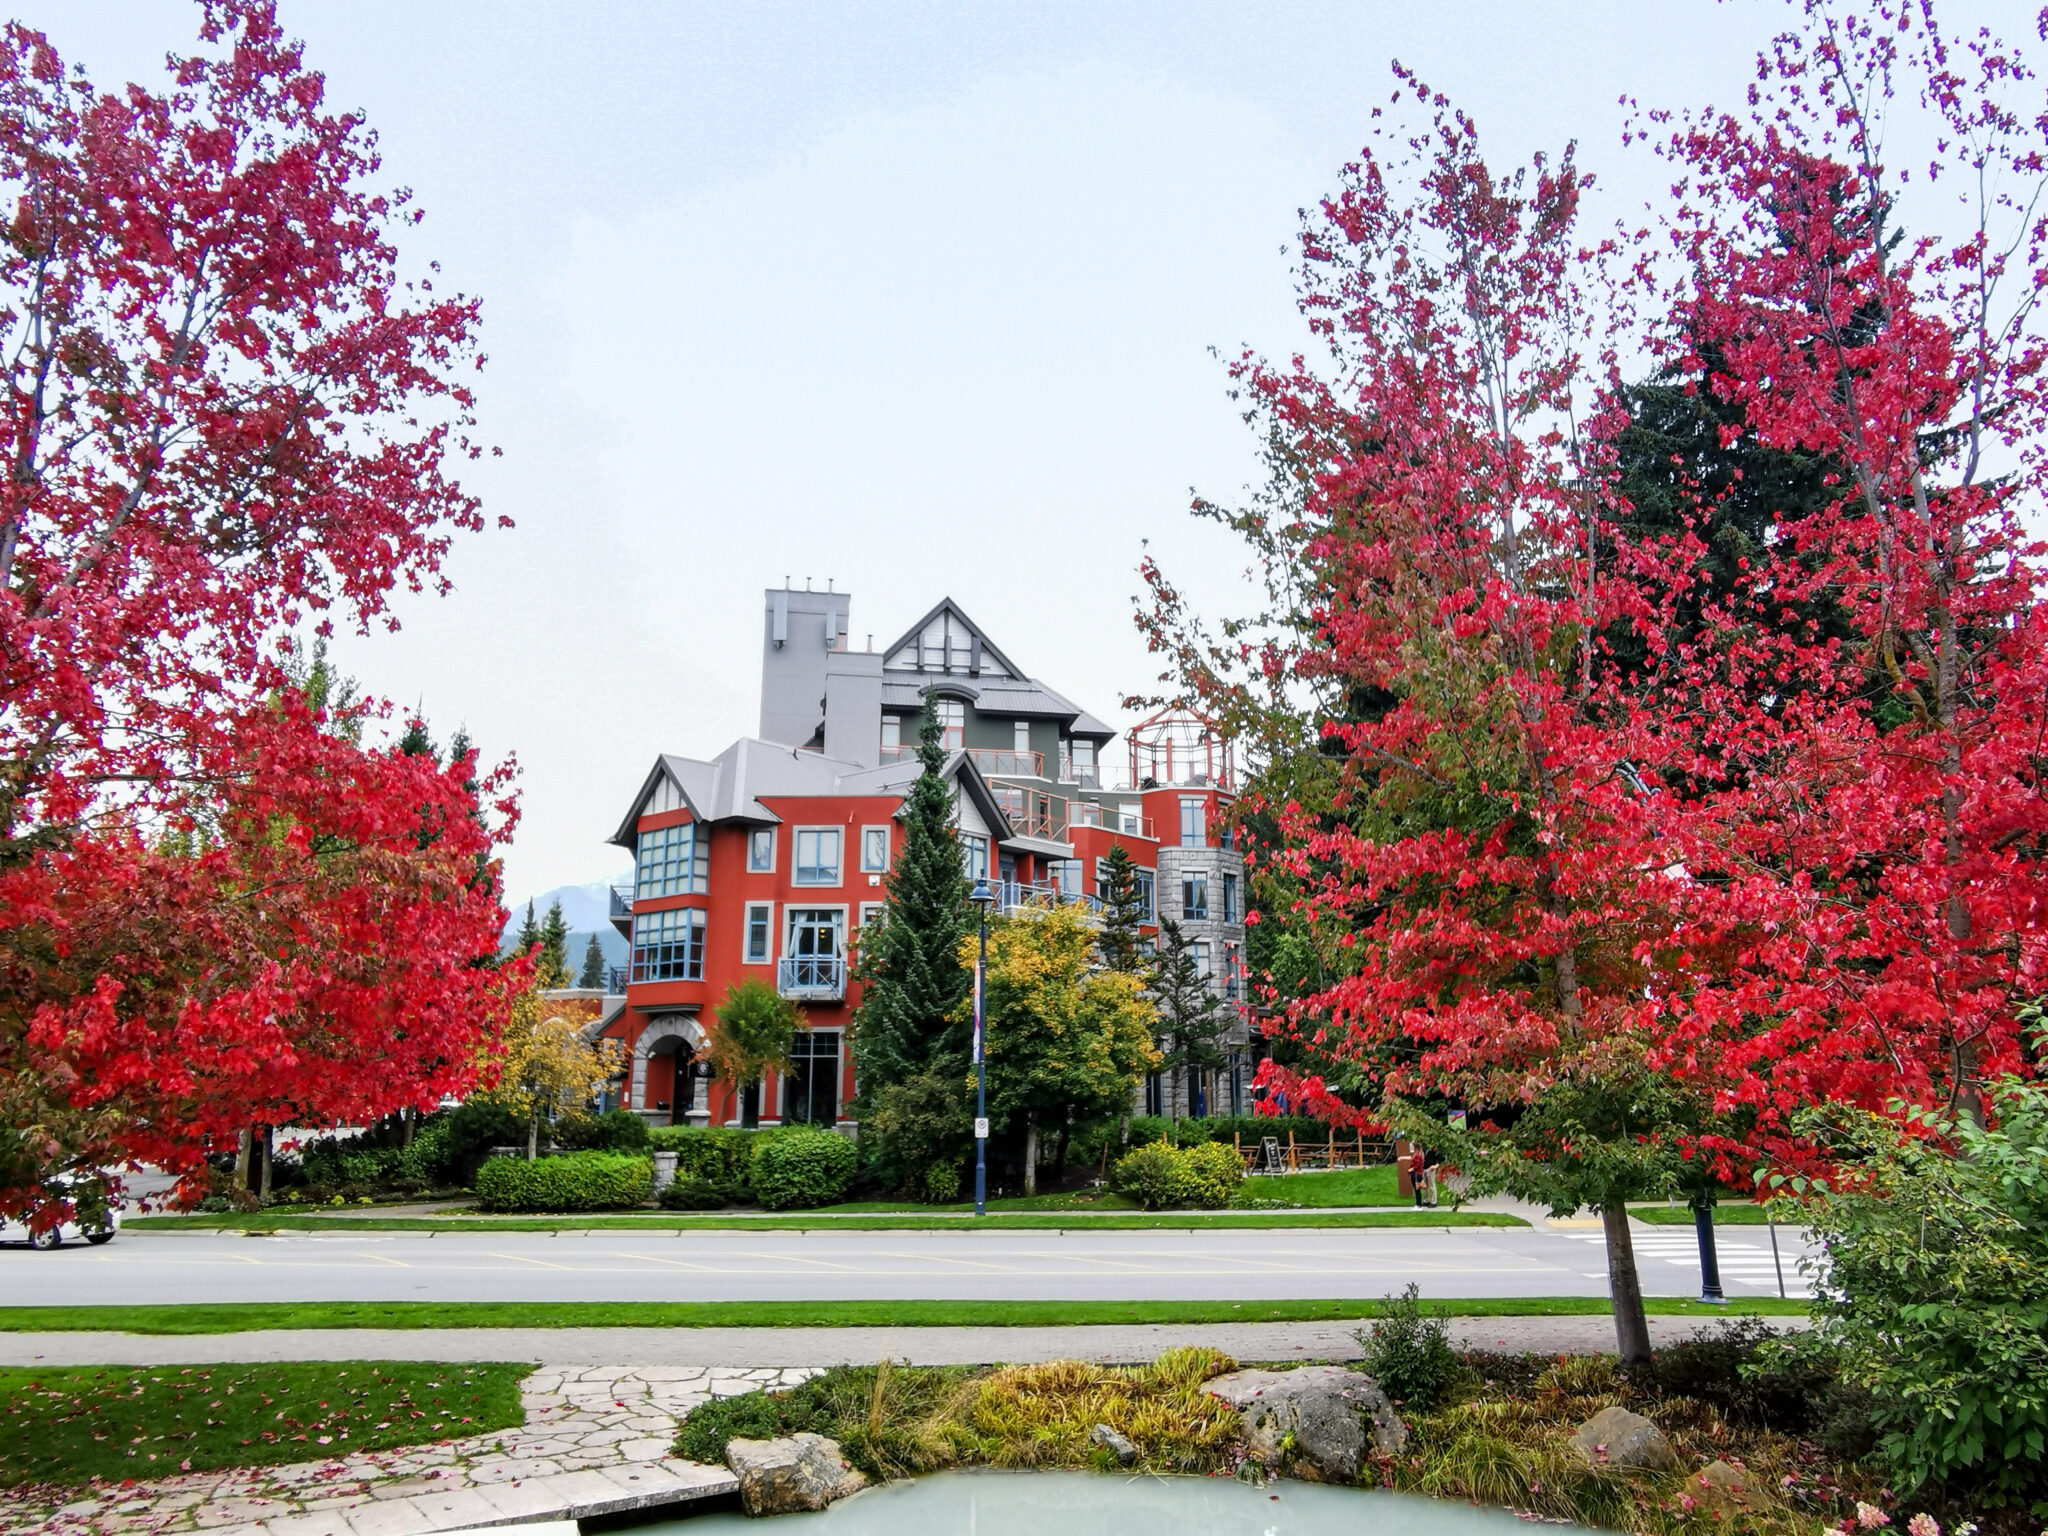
<box><xmin>0</xmin><ymin>1223</ymin><xmax>1817</xmax><ymax>1306</ymax></box>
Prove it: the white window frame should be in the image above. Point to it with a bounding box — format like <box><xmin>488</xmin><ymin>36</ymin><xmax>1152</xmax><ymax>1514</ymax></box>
<box><xmin>859</xmin><ymin>824</ymin><xmax>891</xmax><ymax>873</ymax></box>
<box><xmin>880</xmin><ymin>715</ymin><xmax>902</xmax><ymax>753</ymax></box>
<box><xmin>791</xmin><ymin>826</ymin><xmax>843</xmax><ymax>887</ymax></box>
<box><xmin>959</xmin><ymin>831</ymin><xmax>990</xmax><ymax>882</ymax></box>
<box><xmin>1013</xmin><ymin>720</ymin><xmax>1031</xmax><ymax>754</ymax></box>
<box><xmin>742</xmin><ymin>901</ymin><xmax>774</xmax><ymax>965</ymax></box>
<box><xmin>858</xmin><ymin>901</ymin><xmax>884</xmax><ymax>928</ymax></box>
<box><xmin>1190</xmin><ymin>939</ymin><xmax>1212</xmax><ymax>979</ymax></box>
<box><xmin>934</xmin><ymin>697</ymin><xmax>965</xmax><ymax>751</ymax></box>
<box><xmin>748</xmin><ymin>826</ymin><xmax>776</xmax><ymax>873</ymax></box>
<box><xmin>783</xmin><ymin>904</ymin><xmax>849</xmax><ymax>960</ymax></box>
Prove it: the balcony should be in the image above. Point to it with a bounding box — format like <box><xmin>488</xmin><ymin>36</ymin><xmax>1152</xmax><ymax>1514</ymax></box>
<box><xmin>1058</xmin><ymin>754</ymin><xmax>1102</xmax><ymax>788</ymax></box>
<box><xmin>606</xmin><ymin>964</ymin><xmax>629</xmax><ymax>995</ymax></box>
<box><xmin>777</xmin><ymin>954</ymin><xmax>847</xmax><ymax>1001</ymax></box>
<box><xmin>991</xmin><ymin>783</ymin><xmax>1067</xmax><ymax>840</ymax></box>
<box><xmin>1068</xmin><ymin>802</ymin><xmax>1156</xmax><ymax>840</ymax></box>
<box><xmin>608</xmin><ymin>880</ymin><xmax>635</xmax><ymax>937</ymax></box>
<box><xmin>969</xmin><ymin>747</ymin><xmax>1044</xmax><ymax>779</ymax></box>
<box><xmin>994</xmin><ymin>879</ymin><xmax>1104</xmax><ymax>918</ymax></box>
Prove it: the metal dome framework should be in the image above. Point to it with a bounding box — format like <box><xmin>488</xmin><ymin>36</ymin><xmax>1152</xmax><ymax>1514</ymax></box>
<box><xmin>1126</xmin><ymin>706</ymin><xmax>1236</xmax><ymax>791</ymax></box>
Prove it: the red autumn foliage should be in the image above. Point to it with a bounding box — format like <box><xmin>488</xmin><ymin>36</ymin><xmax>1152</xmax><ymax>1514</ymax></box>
<box><xmin>0</xmin><ymin>3</ymin><xmax>513</xmax><ymax>1215</ymax></box>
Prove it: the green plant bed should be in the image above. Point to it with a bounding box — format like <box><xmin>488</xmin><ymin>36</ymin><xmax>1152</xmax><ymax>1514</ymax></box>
<box><xmin>0</xmin><ymin>1296</ymin><xmax>1811</xmax><ymax>1336</ymax></box>
<box><xmin>668</xmin><ymin>1344</ymin><xmax>1886</xmax><ymax>1535</ymax></box>
<box><xmin>818</xmin><ymin>1190</ymin><xmax>1142</xmax><ymax>1213</ymax></box>
<box><xmin>0</xmin><ymin>1361</ymin><xmax>529</xmax><ymax>1489</ymax></box>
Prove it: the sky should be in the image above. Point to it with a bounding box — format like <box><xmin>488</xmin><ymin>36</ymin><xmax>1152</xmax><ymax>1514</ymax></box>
<box><xmin>39</xmin><ymin>1</ymin><xmax>2039</xmax><ymax>903</ymax></box>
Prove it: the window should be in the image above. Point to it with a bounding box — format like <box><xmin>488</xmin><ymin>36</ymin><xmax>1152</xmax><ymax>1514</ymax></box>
<box><xmin>861</xmin><ymin>826</ymin><xmax>890</xmax><ymax>872</ymax></box>
<box><xmin>743</xmin><ymin>902</ymin><xmax>773</xmax><ymax>965</ymax></box>
<box><xmin>1133</xmin><ymin>868</ymin><xmax>1155</xmax><ymax>921</ymax></box>
<box><xmin>631</xmin><ymin>907</ymin><xmax>704</xmax><ymax>982</ymax></box>
<box><xmin>1224</xmin><ymin>942</ymin><xmax>1241</xmax><ymax>999</ymax></box>
<box><xmin>1013</xmin><ymin>720</ymin><xmax>1031</xmax><ymax>754</ymax></box>
<box><xmin>935</xmin><ymin>697</ymin><xmax>965</xmax><ymax>751</ymax></box>
<box><xmin>783</xmin><ymin>908</ymin><xmax>845</xmax><ymax>995</ymax></box>
<box><xmin>858</xmin><ymin>902</ymin><xmax>884</xmax><ymax>928</ymax></box>
<box><xmin>793</xmin><ymin>827</ymin><xmax>841</xmax><ymax>885</ymax></box>
<box><xmin>959</xmin><ymin>832</ymin><xmax>990</xmax><ymax>882</ymax></box>
<box><xmin>783</xmin><ymin>1030</ymin><xmax>842</xmax><ymax>1125</ymax></box>
<box><xmin>880</xmin><ymin>715</ymin><xmax>901</xmax><ymax>753</ymax></box>
<box><xmin>1069</xmin><ymin>738</ymin><xmax>1097</xmax><ymax>786</ymax></box>
<box><xmin>1182</xmin><ymin>871</ymin><xmax>1208</xmax><ymax>920</ymax></box>
<box><xmin>1190</xmin><ymin>940</ymin><xmax>1211</xmax><ymax>979</ymax></box>
<box><xmin>1049</xmin><ymin>857</ymin><xmax>1084</xmax><ymax>898</ymax></box>
<box><xmin>636</xmin><ymin>822</ymin><xmax>706</xmax><ymax>897</ymax></box>
<box><xmin>1222</xmin><ymin>873</ymin><xmax>1238</xmax><ymax>924</ymax></box>
<box><xmin>1179</xmin><ymin>797</ymin><xmax>1207</xmax><ymax>848</ymax></box>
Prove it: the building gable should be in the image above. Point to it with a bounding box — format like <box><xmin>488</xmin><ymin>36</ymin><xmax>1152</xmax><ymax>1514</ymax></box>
<box><xmin>881</xmin><ymin>598</ymin><xmax>1025</xmax><ymax>681</ymax></box>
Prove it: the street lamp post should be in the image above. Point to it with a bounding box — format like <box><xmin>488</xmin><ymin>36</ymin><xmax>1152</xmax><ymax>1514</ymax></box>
<box><xmin>1692</xmin><ymin>1191</ymin><xmax>1728</xmax><ymax>1305</ymax></box>
<box><xmin>969</xmin><ymin>878</ymin><xmax>996</xmax><ymax>1218</ymax></box>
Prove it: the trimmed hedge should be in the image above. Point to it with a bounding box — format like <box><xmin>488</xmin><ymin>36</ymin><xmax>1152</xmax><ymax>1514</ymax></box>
<box><xmin>1110</xmin><ymin>1140</ymin><xmax>1245</xmax><ymax>1210</ymax></box>
<box><xmin>474</xmin><ymin>1152</ymin><xmax>653</xmax><ymax>1213</ymax></box>
<box><xmin>750</xmin><ymin>1129</ymin><xmax>857</xmax><ymax>1211</ymax></box>
<box><xmin>647</xmin><ymin>1126</ymin><xmax>779</xmax><ymax>1190</ymax></box>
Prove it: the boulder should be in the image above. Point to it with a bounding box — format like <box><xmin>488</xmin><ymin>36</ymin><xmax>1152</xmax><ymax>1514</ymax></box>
<box><xmin>1089</xmin><ymin>1423</ymin><xmax>1137</xmax><ymax>1465</ymax></box>
<box><xmin>1569</xmin><ymin>1405</ymin><xmax>1680</xmax><ymax>1472</ymax></box>
<box><xmin>1692</xmin><ymin>1459</ymin><xmax>1752</xmax><ymax>1516</ymax></box>
<box><xmin>1204</xmin><ymin>1366</ymin><xmax>1407</xmax><ymax>1482</ymax></box>
<box><xmin>724</xmin><ymin>1433</ymin><xmax>868</xmax><ymax>1516</ymax></box>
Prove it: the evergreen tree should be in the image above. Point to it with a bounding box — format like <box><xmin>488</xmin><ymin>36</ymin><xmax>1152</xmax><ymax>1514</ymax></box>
<box><xmin>851</xmin><ymin>700</ymin><xmax>973</xmax><ymax>1096</ymax></box>
<box><xmin>1095</xmin><ymin>844</ymin><xmax>1148</xmax><ymax>974</ymax></box>
<box><xmin>578</xmin><ymin>932</ymin><xmax>607</xmax><ymax>990</ymax></box>
<box><xmin>513</xmin><ymin>899</ymin><xmax>540</xmax><ymax>957</ymax></box>
<box><xmin>1148</xmin><ymin>918</ymin><xmax>1232</xmax><ymax>1117</ymax></box>
<box><xmin>397</xmin><ymin>711</ymin><xmax>437</xmax><ymax>761</ymax></box>
<box><xmin>537</xmin><ymin>900</ymin><xmax>571</xmax><ymax>987</ymax></box>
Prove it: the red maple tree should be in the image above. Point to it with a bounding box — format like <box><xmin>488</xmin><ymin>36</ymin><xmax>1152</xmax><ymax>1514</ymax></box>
<box><xmin>0</xmin><ymin>3</ymin><xmax>516</xmax><ymax>1216</ymax></box>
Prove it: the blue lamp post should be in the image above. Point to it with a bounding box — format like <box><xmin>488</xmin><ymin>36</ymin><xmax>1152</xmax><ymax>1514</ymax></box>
<box><xmin>969</xmin><ymin>877</ymin><xmax>996</xmax><ymax>1217</ymax></box>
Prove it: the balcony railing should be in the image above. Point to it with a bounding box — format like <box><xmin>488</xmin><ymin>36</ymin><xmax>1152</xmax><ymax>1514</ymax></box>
<box><xmin>606</xmin><ymin>965</ymin><xmax>629</xmax><ymax>994</ymax></box>
<box><xmin>609</xmin><ymin>881</ymin><xmax>634</xmax><ymax>935</ymax></box>
<box><xmin>777</xmin><ymin>954</ymin><xmax>847</xmax><ymax>1001</ymax></box>
<box><xmin>1067</xmin><ymin>802</ymin><xmax>1156</xmax><ymax>840</ymax></box>
<box><xmin>991</xmin><ymin>783</ymin><xmax>1067</xmax><ymax>840</ymax></box>
<box><xmin>1058</xmin><ymin>754</ymin><xmax>1102</xmax><ymax>788</ymax></box>
<box><xmin>969</xmin><ymin>747</ymin><xmax>1044</xmax><ymax>779</ymax></box>
<box><xmin>994</xmin><ymin>880</ymin><xmax>1104</xmax><ymax>917</ymax></box>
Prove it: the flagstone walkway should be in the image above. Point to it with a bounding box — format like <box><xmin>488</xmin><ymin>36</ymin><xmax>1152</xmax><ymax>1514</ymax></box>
<box><xmin>5</xmin><ymin>1365</ymin><xmax>817</xmax><ymax>1536</ymax></box>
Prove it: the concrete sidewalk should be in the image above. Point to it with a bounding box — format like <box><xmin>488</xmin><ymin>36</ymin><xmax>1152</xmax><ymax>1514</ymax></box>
<box><xmin>0</xmin><ymin>1313</ymin><xmax>1801</xmax><ymax>1370</ymax></box>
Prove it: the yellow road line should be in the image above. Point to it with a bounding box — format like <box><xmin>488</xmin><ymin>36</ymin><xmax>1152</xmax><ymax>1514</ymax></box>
<box><xmin>605</xmin><ymin>1250</ymin><xmax>722</xmax><ymax>1271</ymax></box>
<box><xmin>481</xmin><ymin>1250</ymin><xmax>575</xmax><ymax>1270</ymax></box>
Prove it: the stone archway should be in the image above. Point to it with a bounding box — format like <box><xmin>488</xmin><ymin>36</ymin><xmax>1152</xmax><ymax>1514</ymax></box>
<box><xmin>631</xmin><ymin>1012</ymin><xmax>706</xmax><ymax>1124</ymax></box>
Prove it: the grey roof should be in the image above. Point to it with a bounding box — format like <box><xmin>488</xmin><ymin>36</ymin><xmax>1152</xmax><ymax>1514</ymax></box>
<box><xmin>611</xmin><ymin>741</ymin><xmax>1066</xmax><ymax>857</ymax></box>
<box><xmin>877</xmin><ymin>676</ymin><xmax>1116</xmax><ymax>738</ymax></box>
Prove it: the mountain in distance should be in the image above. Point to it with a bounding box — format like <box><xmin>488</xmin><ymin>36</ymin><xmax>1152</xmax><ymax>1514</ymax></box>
<box><xmin>503</xmin><ymin>873</ymin><xmax>632</xmax><ymax>978</ymax></box>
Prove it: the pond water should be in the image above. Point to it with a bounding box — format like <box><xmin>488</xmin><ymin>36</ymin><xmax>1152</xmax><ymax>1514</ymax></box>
<box><xmin>638</xmin><ymin>1469</ymin><xmax>1558</xmax><ymax>1535</ymax></box>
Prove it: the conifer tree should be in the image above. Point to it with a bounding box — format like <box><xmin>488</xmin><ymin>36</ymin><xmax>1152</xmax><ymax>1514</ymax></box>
<box><xmin>851</xmin><ymin>700</ymin><xmax>973</xmax><ymax>1096</ymax></box>
<box><xmin>514</xmin><ymin>900</ymin><xmax>540</xmax><ymax>957</ymax></box>
<box><xmin>537</xmin><ymin>900</ymin><xmax>571</xmax><ymax>988</ymax></box>
<box><xmin>578</xmin><ymin>933</ymin><xmax>607</xmax><ymax>990</ymax></box>
<box><xmin>1148</xmin><ymin>918</ymin><xmax>1232</xmax><ymax>1118</ymax></box>
<box><xmin>1095</xmin><ymin>844</ymin><xmax>1148</xmax><ymax>974</ymax></box>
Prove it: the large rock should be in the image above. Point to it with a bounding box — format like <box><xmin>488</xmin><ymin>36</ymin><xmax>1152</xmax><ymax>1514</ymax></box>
<box><xmin>1089</xmin><ymin>1423</ymin><xmax>1137</xmax><ymax>1465</ymax></box>
<box><xmin>1204</xmin><ymin>1366</ymin><xmax>1407</xmax><ymax>1482</ymax></box>
<box><xmin>1569</xmin><ymin>1406</ymin><xmax>1680</xmax><ymax>1471</ymax></box>
<box><xmin>724</xmin><ymin>1433</ymin><xmax>868</xmax><ymax>1516</ymax></box>
<box><xmin>1692</xmin><ymin>1459</ymin><xmax>1753</xmax><ymax>1516</ymax></box>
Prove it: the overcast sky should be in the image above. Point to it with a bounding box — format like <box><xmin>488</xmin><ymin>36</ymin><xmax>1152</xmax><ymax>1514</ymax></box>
<box><xmin>41</xmin><ymin>1</ymin><xmax>2037</xmax><ymax>902</ymax></box>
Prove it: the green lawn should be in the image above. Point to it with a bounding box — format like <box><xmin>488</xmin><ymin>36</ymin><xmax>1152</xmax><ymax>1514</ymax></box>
<box><xmin>1633</xmin><ymin>1203</ymin><xmax>1808</xmax><ymax>1226</ymax></box>
<box><xmin>818</xmin><ymin>1189</ymin><xmax>1142</xmax><ymax>1214</ymax></box>
<box><xmin>0</xmin><ymin>1361</ymin><xmax>529</xmax><ymax>1489</ymax></box>
<box><xmin>126</xmin><ymin>1206</ymin><xmax>1518</xmax><ymax>1233</ymax></box>
<box><xmin>1236</xmin><ymin>1165</ymin><xmax>1404</xmax><ymax>1206</ymax></box>
<box><xmin>0</xmin><ymin>1296</ymin><xmax>1811</xmax><ymax>1336</ymax></box>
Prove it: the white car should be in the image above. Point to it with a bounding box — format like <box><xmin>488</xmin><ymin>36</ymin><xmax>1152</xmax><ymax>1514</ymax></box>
<box><xmin>0</xmin><ymin>1196</ymin><xmax>121</xmax><ymax>1249</ymax></box>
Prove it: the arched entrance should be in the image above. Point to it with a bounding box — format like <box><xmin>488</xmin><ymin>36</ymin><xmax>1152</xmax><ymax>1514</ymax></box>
<box><xmin>631</xmin><ymin>1012</ymin><xmax>706</xmax><ymax>1126</ymax></box>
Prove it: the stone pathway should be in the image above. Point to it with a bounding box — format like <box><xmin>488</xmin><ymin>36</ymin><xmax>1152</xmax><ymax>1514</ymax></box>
<box><xmin>4</xmin><ymin>1366</ymin><xmax>817</xmax><ymax>1536</ymax></box>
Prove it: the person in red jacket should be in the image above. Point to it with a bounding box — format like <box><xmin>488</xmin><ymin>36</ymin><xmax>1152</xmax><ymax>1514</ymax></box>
<box><xmin>1409</xmin><ymin>1146</ymin><xmax>1429</xmax><ymax>1207</ymax></box>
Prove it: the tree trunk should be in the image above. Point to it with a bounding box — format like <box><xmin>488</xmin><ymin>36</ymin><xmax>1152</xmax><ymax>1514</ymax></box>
<box><xmin>1602</xmin><ymin>1202</ymin><xmax>1653</xmax><ymax>1364</ymax></box>
<box><xmin>257</xmin><ymin>1126</ymin><xmax>273</xmax><ymax>1202</ymax></box>
<box><xmin>527</xmin><ymin>1110</ymin><xmax>539</xmax><ymax>1161</ymax></box>
<box><xmin>234</xmin><ymin>1127</ymin><xmax>253</xmax><ymax>1192</ymax></box>
<box><xmin>401</xmin><ymin>1106</ymin><xmax>416</xmax><ymax>1147</ymax></box>
<box><xmin>1053</xmin><ymin>1116</ymin><xmax>1070</xmax><ymax>1180</ymax></box>
<box><xmin>1023</xmin><ymin>1118</ymin><xmax>1039</xmax><ymax>1197</ymax></box>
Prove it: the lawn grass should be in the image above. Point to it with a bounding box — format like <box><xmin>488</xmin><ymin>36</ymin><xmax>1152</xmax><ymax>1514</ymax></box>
<box><xmin>817</xmin><ymin>1189</ymin><xmax>1143</xmax><ymax>1214</ymax></box>
<box><xmin>124</xmin><ymin>1206</ymin><xmax>1518</xmax><ymax>1233</ymax></box>
<box><xmin>0</xmin><ymin>1295</ymin><xmax>1810</xmax><ymax>1335</ymax></box>
<box><xmin>1235</xmin><ymin>1164</ymin><xmax>1404</xmax><ymax>1206</ymax></box>
<box><xmin>0</xmin><ymin>1361</ymin><xmax>529</xmax><ymax>1489</ymax></box>
<box><xmin>1632</xmin><ymin>1202</ymin><xmax>1807</xmax><ymax>1226</ymax></box>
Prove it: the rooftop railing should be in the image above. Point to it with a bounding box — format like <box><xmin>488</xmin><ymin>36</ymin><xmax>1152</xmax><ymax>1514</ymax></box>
<box><xmin>1067</xmin><ymin>802</ymin><xmax>1156</xmax><ymax>840</ymax></box>
<box><xmin>970</xmin><ymin>748</ymin><xmax>1044</xmax><ymax>779</ymax></box>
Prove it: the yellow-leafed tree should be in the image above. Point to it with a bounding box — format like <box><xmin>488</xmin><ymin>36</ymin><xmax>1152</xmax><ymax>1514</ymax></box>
<box><xmin>482</xmin><ymin>984</ymin><xmax>620</xmax><ymax>1159</ymax></box>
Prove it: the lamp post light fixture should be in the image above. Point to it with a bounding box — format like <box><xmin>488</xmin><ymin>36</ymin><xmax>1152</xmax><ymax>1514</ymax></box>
<box><xmin>968</xmin><ymin>877</ymin><xmax>996</xmax><ymax>1218</ymax></box>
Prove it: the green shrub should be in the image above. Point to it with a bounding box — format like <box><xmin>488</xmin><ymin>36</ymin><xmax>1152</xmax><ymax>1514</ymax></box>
<box><xmin>474</xmin><ymin>1152</ymin><xmax>652</xmax><ymax>1213</ymax></box>
<box><xmin>862</xmin><ymin>1071</ymin><xmax>970</xmax><ymax>1198</ymax></box>
<box><xmin>921</xmin><ymin>1162</ymin><xmax>961</xmax><ymax>1204</ymax></box>
<box><xmin>1798</xmin><ymin>1078</ymin><xmax>2048</xmax><ymax>1508</ymax></box>
<box><xmin>1109</xmin><ymin>1139</ymin><xmax>1243</xmax><ymax>1209</ymax></box>
<box><xmin>750</xmin><ymin>1128</ymin><xmax>857</xmax><ymax>1210</ymax></box>
<box><xmin>1359</xmin><ymin>1284</ymin><xmax>1472</xmax><ymax>1409</ymax></box>
<box><xmin>647</xmin><ymin>1126</ymin><xmax>775</xmax><ymax>1190</ymax></box>
<box><xmin>554</xmin><ymin>1108</ymin><xmax>651</xmax><ymax>1153</ymax></box>
<box><xmin>447</xmin><ymin>1099</ymin><xmax>526</xmax><ymax>1157</ymax></box>
<box><xmin>657</xmin><ymin>1177</ymin><xmax>746</xmax><ymax>1211</ymax></box>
